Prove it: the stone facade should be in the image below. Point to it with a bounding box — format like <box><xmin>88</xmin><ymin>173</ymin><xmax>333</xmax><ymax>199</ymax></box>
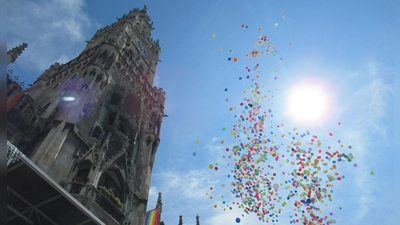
<box><xmin>7</xmin><ymin>6</ymin><xmax>165</xmax><ymax>225</ymax></box>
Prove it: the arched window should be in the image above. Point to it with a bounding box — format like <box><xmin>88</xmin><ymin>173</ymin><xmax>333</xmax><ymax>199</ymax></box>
<box><xmin>107</xmin><ymin>112</ymin><xmax>117</xmax><ymax>126</ymax></box>
<box><xmin>91</xmin><ymin>126</ymin><xmax>103</xmax><ymax>140</ymax></box>
<box><xmin>118</xmin><ymin>124</ymin><xmax>128</xmax><ymax>135</ymax></box>
<box><xmin>80</xmin><ymin>84</ymin><xmax>88</xmax><ymax>91</ymax></box>
<box><xmin>89</xmin><ymin>69</ymin><xmax>96</xmax><ymax>76</ymax></box>
<box><xmin>99</xmin><ymin>81</ymin><xmax>107</xmax><ymax>90</ymax></box>
<box><xmin>74</xmin><ymin>161</ymin><xmax>91</xmax><ymax>183</ymax></box>
<box><xmin>95</xmin><ymin>74</ymin><xmax>103</xmax><ymax>83</ymax></box>
<box><xmin>100</xmin><ymin>50</ymin><xmax>108</xmax><ymax>64</ymax></box>
<box><xmin>110</xmin><ymin>93</ymin><xmax>123</xmax><ymax>106</ymax></box>
<box><xmin>97</xmin><ymin>167</ymin><xmax>126</xmax><ymax>206</ymax></box>
<box><xmin>70</xmin><ymin>160</ymin><xmax>92</xmax><ymax>194</ymax></box>
<box><xmin>104</xmin><ymin>53</ymin><xmax>115</xmax><ymax>70</ymax></box>
<box><xmin>118</xmin><ymin>117</ymin><xmax>131</xmax><ymax>136</ymax></box>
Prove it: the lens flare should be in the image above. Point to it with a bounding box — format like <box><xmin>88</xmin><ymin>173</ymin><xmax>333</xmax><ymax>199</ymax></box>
<box><xmin>62</xmin><ymin>96</ymin><xmax>76</xmax><ymax>101</ymax></box>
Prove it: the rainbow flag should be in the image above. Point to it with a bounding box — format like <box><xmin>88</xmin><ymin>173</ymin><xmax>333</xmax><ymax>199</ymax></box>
<box><xmin>144</xmin><ymin>208</ymin><xmax>159</xmax><ymax>225</ymax></box>
<box><xmin>7</xmin><ymin>83</ymin><xmax>42</xmax><ymax>112</ymax></box>
<box><xmin>7</xmin><ymin>88</ymin><xmax>30</xmax><ymax>112</ymax></box>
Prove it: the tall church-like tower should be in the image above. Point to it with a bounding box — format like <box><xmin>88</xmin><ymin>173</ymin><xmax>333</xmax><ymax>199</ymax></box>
<box><xmin>7</xmin><ymin>6</ymin><xmax>165</xmax><ymax>225</ymax></box>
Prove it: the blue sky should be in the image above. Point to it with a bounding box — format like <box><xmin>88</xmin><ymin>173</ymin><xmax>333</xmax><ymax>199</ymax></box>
<box><xmin>7</xmin><ymin>1</ymin><xmax>396</xmax><ymax>225</ymax></box>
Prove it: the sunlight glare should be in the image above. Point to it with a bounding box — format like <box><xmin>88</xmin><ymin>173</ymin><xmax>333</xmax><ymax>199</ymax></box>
<box><xmin>286</xmin><ymin>79</ymin><xmax>334</xmax><ymax>125</ymax></box>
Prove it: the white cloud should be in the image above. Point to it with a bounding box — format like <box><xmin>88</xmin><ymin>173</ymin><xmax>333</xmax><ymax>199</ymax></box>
<box><xmin>356</xmin><ymin>80</ymin><xmax>392</xmax><ymax>120</ymax></box>
<box><xmin>56</xmin><ymin>54</ymin><xmax>71</xmax><ymax>65</ymax></box>
<box><xmin>7</xmin><ymin>0</ymin><xmax>92</xmax><ymax>73</ymax></box>
<box><xmin>154</xmin><ymin>169</ymin><xmax>218</xmax><ymax>201</ymax></box>
<box><xmin>205</xmin><ymin>137</ymin><xmax>223</xmax><ymax>153</ymax></box>
<box><xmin>340</xmin><ymin>62</ymin><xmax>393</xmax><ymax>222</ymax></box>
<box><xmin>149</xmin><ymin>186</ymin><xmax>159</xmax><ymax>200</ymax></box>
<box><xmin>205</xmin><ymin>208</ymin><xmax>257</xmax><ymax>225</ymax></box>
<box><xmin>348</xmin><ymin>64</ymin><xmax>393</xmax><ymax>146</ymax></box>
<box><xmin>148</xmin><ymin>169</ymin><xmax>222</xmax><ymax>224</ymax></box>
<box><xmin>205</xmin><ymin>204</ymin><xmax>294</xmax><ymax>225</ymax></box>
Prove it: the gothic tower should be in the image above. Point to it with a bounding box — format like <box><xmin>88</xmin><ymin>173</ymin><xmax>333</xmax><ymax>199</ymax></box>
<box><xmin>7</xmin><ymin>6</ymin><xmax>165</xmax><ymax>225</ymax></box>
<box><xmin>7</xmin><ymin>42</ymin><xmax>27</xmax><ymax>65</ymax></box>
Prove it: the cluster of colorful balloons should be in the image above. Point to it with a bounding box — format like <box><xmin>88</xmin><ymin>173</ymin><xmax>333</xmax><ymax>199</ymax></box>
<box><xmin>206</xmin><ymin>24</ymin><xmax>357</xmax><ymax>225</ymax></box>
<box><xmin>245</xmin><ymin>35</ymin><xmax>278</xmax><ymax>58</ymax></box>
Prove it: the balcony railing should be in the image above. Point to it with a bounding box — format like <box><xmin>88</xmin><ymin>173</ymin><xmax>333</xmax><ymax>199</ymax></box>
<box><xmin>67</xmin><ymin>183</ymin><xmax>125</xmax><ymax>224</ymax></box>
<box><xmin>7</xmin><ymin>140</ymin><xmax>23</xmax><ymax>166</ymax></box>
<box><xmin>93</xmin><ymin>187</ymin><xmax>125</xmax><ymax>224</ymax></box>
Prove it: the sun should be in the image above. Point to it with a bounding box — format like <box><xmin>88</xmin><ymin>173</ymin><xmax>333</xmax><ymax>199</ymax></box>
<box><xmin>286</xmin><ymin>78</ymin><xmax>335</xmax><ymax>125</ymax></box>
<box><xmin>288</xmin><ymin>87</ymin><xmax>327</xmax><ymax>120</ymax></box>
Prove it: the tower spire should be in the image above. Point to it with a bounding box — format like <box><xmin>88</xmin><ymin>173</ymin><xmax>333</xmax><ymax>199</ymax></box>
<box><xmin>156</xmin><ymin>192</ymin><xmax>163</xmax><ymax>225</ymax></box>
<box><xmin>196</xmin><ymin>214</ymin><xmax>200</xmax><ymax>225</ymax></box>
<box><xmin>156</xmin><ymin>192</ymin><xmax>163</xmax><ymax>213</ymax></box>
<box><xmin>178</xmin><ymin>215</ymin><xmax>183</xmax><ymax>225</ymax></box>
<box><xmin>7</xmin><ymin>43</ymin><xmax>27</xmax><ymax>65</ymax></box>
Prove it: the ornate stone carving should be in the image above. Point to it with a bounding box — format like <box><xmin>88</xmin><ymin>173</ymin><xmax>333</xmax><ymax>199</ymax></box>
<box><xmin>82</xmin><ymin>185</ymin><xmax>96</xmax><ymax>208</ymax></box>
<box><xmin>145</xmin><ymin>136</ymin><xmax>153</xmax><ymax>147</ymax></box>
<box><xmin>100</xmin><ymin>143</ymin><xmax>128</xmax><ymax>171</ymax></box>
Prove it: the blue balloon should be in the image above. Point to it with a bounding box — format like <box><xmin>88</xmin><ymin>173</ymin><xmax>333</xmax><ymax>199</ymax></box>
<box><xmin>236</xmin><ymin>218</ymin><xmax>241</xmax><ymax>223</ymax></box>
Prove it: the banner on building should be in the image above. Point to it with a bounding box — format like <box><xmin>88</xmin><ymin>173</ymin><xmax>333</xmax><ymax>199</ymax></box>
<box><xmin>144</xmin><ymin>208</ymin><xmax>159</xmax><ymax>225</ymax></box>
<box><xmin>7</xmin><ymin>88</ymin><xmax>30</xmax><ymax>112</ymax></box>
<box><xmin>7</xmin><ymin>83</ymin><xmax>42</xmax><ymax>112</ymax></box>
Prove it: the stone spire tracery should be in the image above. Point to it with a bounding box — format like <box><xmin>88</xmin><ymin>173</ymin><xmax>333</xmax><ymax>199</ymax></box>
<box><xmin>7</xmin><ymin>43</ymin><xmax>27</xmax><ymax>65</ymax></box>
<box><xmin>196</xmin><ymin>214</ymin><xmax>200</xmax><ymax>225</ymax></box>
<box><xmin>156</xmin><ymin>192</ymin><xmax>163</xmax><ymax>213</ymax></box>
<box><xmin>178</xmin><ymin>215</ymin><xmax>183</xmax><ymax>225</ymax></box>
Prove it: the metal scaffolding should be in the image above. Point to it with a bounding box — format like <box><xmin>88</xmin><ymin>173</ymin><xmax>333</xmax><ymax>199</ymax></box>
<box><xmin>7</xmin><ymin>140</ymin><xmax>105</xmax><ymax>225</ymax></box>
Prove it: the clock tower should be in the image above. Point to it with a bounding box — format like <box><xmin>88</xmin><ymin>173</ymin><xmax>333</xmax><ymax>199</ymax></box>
<box><xmin>8</xmin><ymin>6</ymin><xmax>165</xmax><ymax>225</ymax></box>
